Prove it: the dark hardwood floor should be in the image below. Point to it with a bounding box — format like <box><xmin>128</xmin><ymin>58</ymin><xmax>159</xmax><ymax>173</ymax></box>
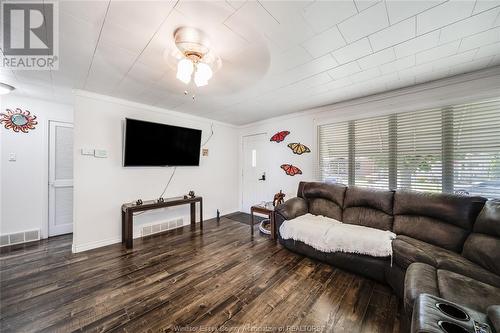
<box><xmin>0</xmin><ymin>215</ymin><xmax>400</xmax><ymax>333</ymax></box>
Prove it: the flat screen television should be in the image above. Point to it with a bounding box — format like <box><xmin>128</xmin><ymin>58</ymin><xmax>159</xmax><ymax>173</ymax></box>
<box><xmin>123</xmin><ymin>118</ymin><xmax>202</xmax><ymax>167</ymax></box>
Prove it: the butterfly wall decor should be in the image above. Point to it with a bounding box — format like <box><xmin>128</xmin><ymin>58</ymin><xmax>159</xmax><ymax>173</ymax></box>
<box><xmin>270</xmin><ymin>130</ymin><xmax>290</xmax><ymax>143</ymax></box>
<box><xmin>280</xmin><ymin>164</ymin><xmax>302</xmax><ymax>176</ymax></box>
<box><xmin>287</xmin><ymin>143</ymin><xmax>311</xmax><ymax>155</ymax></box>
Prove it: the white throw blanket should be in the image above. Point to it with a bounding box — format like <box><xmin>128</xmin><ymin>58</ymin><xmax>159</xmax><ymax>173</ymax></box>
<box><xmin>279</xmin><ymin>213</ymin><xmax>396</xmax><ymax>257</ymax></box>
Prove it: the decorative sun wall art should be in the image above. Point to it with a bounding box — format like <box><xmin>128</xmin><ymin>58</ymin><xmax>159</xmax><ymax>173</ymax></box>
<box><xmin>0</xmin><ymin>108</ymin><xmax>38</xmax><ymax>133</ymax></box>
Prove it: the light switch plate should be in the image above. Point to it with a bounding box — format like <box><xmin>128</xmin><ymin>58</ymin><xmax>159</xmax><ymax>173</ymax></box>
<box><xmin>94</xmin><ymin>149</ymin><xmax>107</xmax><ymax>158</ymax></box>
<box><xmin>8</xmin><ymin>153</ymin><xmax>16</xmax><ymax>161</ymax></box>
<box><xmin>81</xmin><ymin>148</ymin><xmax>94</xmax><ymax>156</ymax></box>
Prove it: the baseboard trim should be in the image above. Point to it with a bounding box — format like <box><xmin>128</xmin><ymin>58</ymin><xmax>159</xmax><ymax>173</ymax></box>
<box><xmin>72</xmin><ymin>236</ymin><xmax>121</xmax><ymax>253</ymax></box>
<box><xmin>71</xmin><ymin>208</ymin><xmax>241</xmax><ymax>253</ymax></box>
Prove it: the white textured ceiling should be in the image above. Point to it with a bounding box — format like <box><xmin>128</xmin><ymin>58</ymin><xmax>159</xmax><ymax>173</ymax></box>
<box><xmin>1</xmin><ymin>0</ymin><xmax>500</xmax><ymax>125</ymax></box>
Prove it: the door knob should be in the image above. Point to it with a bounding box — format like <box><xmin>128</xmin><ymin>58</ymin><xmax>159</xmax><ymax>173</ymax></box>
<box><xmin>258</xmin><ymin>173</ymin><xmax>266</xmax><ymax>181</ymax></box>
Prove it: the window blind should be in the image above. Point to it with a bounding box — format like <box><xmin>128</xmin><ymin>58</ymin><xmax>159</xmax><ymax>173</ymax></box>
<box><xmin>317</xmin><ymin>98</ymin><xmax>500</xmax><ymax>198</ymax></box>
<box><xmin>354</xmin><ymin>115</ymin><xmax>389</xmax><ymax>189</ymax></box>
<box><xmin>395</xmin><ymin>108</ymin><xmax>443</xmax><ymax>192</ymax></box>
<box><xmin>451</xmin><ymin>100</ymin><xmax>500</xmax><ymax>198</ymax></box>
<box><xmin>318</xmin><ymin>121</ymin><xmax>349</xmax><ymax>185</ymax></box>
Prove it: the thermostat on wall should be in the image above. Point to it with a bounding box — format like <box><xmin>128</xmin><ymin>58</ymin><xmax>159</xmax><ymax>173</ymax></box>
<box><xmin>94</xmin><ymin>149</ymin><xmax>108</xmax><ymax>158</ymax></box>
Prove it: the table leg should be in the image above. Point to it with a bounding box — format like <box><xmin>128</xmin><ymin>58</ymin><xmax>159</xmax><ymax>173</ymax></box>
<box><xmin>199</xmin><ymin>199</ymin><xmax>203</xmax><ymax>230</ymax></box>
<box><xmin>270</xmin><ymin>211</ymin><xmax>276</xmax><ymax>241</ymax></box>
<box><xmin>125</xmin><ymin>210</ymin><xmax>133</xmax><ymax>249</ymax></box>
<box><xmin>121</xmin><ymin>209</ymin><xmax>125</xmax><ymax>243</ymax></box>
<box><xmin>251</xmin><ymin>209</ymin><xmax>254</xmax><ymax>236</ymax></box>
<box><xmin>190</xmin><ymin>202</ymin><xmax>195</xmax><ymax>231</ymax></box>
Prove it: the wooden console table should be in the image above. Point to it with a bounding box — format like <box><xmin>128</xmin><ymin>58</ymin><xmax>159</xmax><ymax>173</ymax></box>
<box><xmin>121</xmin><ymin>196</ymin><xmax>203</xmax><ymax>249</ymax></box>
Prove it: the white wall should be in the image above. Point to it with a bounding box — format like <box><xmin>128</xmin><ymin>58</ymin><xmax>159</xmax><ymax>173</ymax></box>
<box><xmin>73</xmin><ymin>92</ymin><xmax>239</xmax><ymax>252</ymax></box>
<box><xmin>238</xmin><ymin>66</ymin><xmax>500</xmax><ymax>207</ymax></box>
<box><xmin>0</xmin><ymin>95</ymin><xmax>73</xmax><ymax>238</ymax></box>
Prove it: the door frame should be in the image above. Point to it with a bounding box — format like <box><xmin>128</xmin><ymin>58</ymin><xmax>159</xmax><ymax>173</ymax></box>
<box><xmin>48</xmin><ymin>120</ymin><xmax>74</xmax><ymax>237</ymax></box>
<box><xmin>240</xmin><ymin>132</ymin><xmax>268</xmax><ymax>212</ymax></box>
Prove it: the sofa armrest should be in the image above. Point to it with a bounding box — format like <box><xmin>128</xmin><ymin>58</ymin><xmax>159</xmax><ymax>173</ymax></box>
<box><xmin>404</xmin><ymin>263</ymin><xmax>440</xmax><ymax>314</ymax></box>
<box><xmin>274</xmin><ymin>197</ymin><xmax>308</xmax><ymax>233</ymax></box>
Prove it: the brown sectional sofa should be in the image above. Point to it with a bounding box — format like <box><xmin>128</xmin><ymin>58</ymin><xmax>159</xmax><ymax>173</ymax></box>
<box><xmin>274</xmin><ymin>181</ymin><xmax>500</xmax><ymax>330</ymax></box>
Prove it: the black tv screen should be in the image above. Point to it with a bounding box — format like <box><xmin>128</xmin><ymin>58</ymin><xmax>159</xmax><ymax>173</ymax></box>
<box><xmin>123</xmin><ymin>118</ymin><xmax>202</xmax><ymax>167</ymax></box>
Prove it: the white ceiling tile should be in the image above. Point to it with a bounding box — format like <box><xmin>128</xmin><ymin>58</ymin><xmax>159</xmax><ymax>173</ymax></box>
<box><xmin>302</xmin><ymin>1</ymin><xmax>358</xmax><ymax>33</ymax></box>
<box><xmin>439</xmin><ymin>6</ymin><xmax>500</xmax><ymax>43</ymax></box>
<box><xmin>301</xmin><ymin>26</ymin><xmax>346</xmax><ymax>58</ymax></box>
<box><xmin>357</xmin><ymin>47</ymin><xmax>396</xmax><ymax>69</ymax></box>
<box><xmin>59</xmin><ymin>0</ymin><xmax>108</xmax><ymax>26</ymax></box>
<box><xmin>226</xmin><ymin>0</ymin><xmax>246</xmax><ymax>11</ymax></box>
<box><xmin>327</xmin><ymin>62</ymin><xmax>362</xmax><ymax>80</ymax></box>
<box><xmin>224</xmin><ymin>1</ymin><xmax>279</xmax><ymax>41</ymax></box>
<box><xmin>369</xmin><ymin>17</ymin><xmax>416</xmax><ymax>51</ymax></box>
<box><xmin>332</xmin><ymin>38</ymin><xmax>373</xmax><ymax>64</ymax></box>
<box><xmin>350</xmin><ymin>67</ymin><xmax>381</xmax><ymax>83</ymax></box>
<box><xmin>338</xmin><ymin>2</ymin><xmax>389</xmax><ymax>43</ymax></box>
<box><xmin>355</xmin><ymin>1</ymin><xmax>381</xmax><ymax>12</ymax></box>
<box><xmin>126</xmin><ymin>61</ymin><xmax>166</xmax><ymax>85</ymax></box>
<box><xmin>380</xmin><ymin>55</ymin><xmax>416</xmax><ymax>74</ymax></box>
<box><xmin>428</xmin><ymin>48</ymin><xmax>477</xmax><ymax>69</ymax></box>
<box><xmin>474</xmin><ymin>41</ymin><xmax>500</xmax><ymax>58</ymax></box>
<box><xmin>459</xmin><ymin>27</ymin><xmax>500</xmax><ymax>51</ymax></box>
<box><xmin>269</xmin><ymin>46</ymin><xmax>313</xmax><ymax>74</ymax></box>
<box><xmin>449</xmin><ymin>55</ymin><xmax>495</xmax><ymax>75</ymax></box>
<box><xmin>106</xmin><ymin>1</ymin><xmax>175</xmax><ymax>33</ymax></box>
<box><xmin>177</xmin><ymin>1</ymin><xmax>234</xmax><ymax>24</ymax></box>
<box><xmin>416</xmin><ymin>0</ymin><xmax>476</xmax><ymax>35</ymax></box>
<box><xmin>415</xmin><ymin>68</ymin><xmax>451</xmax><ymax>84</ymax></box>
<box><xmin>265</xmin><ymin>16</ymin><xmax>315</xmax><ymax>51</ymax></box>
<box><xmin>394</xmin><ymin>30</ymin><xmax>440</xmax><ymax>57</ymax></box>
<box><xmin>259</xmin><ymin>1</ymin><xmax>311</xmax><ymax>22</ymax></box>
<box><xmin>473</xmin><ymin>0</ymin><xmax>500</xmax><ymax>14</ymax></box>
<box><xmin>284</xmin><ymin>54</ymin><xmax>338</xmax><ymax>83</ymax></box>
<box><xmin>416</xmin><ymin>40</ymin><xmax>460</xmax><ymax>64</ymax></box>
<box><xmin>386</xmin><ymin>1</ymin><xmax>444</xmax><ymax>24</ymax></box>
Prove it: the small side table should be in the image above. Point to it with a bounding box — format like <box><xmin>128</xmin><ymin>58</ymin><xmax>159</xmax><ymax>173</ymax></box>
<box><xmin>250</xmin><ymin>204</ymin><xmax>276</xmax><ymax>240</ymax></box>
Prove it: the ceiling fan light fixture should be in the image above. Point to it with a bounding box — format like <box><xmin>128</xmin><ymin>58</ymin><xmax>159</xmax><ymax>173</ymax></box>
<box><xmin>194</xmin><ymin>62</ymin><xmax>212</xmax><ymax>87</ymax></box>
<box><xmin>173</xmin><ymin>27</ymin><xmax>219</xmax><ymax>87</ymax></box>
<box><xmin>176</xmin><ymin>58</ymin><xmax>194</xmax><ymax>84</ymax></box>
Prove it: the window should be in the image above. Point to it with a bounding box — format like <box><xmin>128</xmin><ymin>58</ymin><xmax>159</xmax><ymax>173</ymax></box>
<box><xmin>318</xmin><ymin>99</ymin><xmax>500</xmax><ymax>198</ymax></box>
<box><xmin>319</xmin><ymin>122</ymin><xmax>349</xmax><ymax>185</ymax></box>
<box><xmin>354</xmin><ymin>115</ymin><xmax>390</xmax><ymax>189</ymax></box>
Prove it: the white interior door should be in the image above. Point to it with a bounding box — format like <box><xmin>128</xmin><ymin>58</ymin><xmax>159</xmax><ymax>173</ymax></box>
<box><xmin>242</xmin><ymin>133</ymin><xmax>268</xmax><ymax>213</ymax></box>
<box><xmin>48</xmin><ymin>121</ymin><xmax>74</xmax><ymax>237</ymax></box>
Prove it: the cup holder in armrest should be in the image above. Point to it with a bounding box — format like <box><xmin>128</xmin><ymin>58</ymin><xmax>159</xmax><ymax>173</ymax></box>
<box><xmin>438</xmin><ymin>321</ymin><xmax>471</xmax><ymax>333</ymax></box>
<box><xmin>436</xmin><ymin>303</ymin><xmax>470</xmax><ymax>321</ymax></box>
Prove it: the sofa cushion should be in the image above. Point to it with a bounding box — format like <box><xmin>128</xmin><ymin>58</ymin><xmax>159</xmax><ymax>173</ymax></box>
<box><xmin>303</xmin><ymin>182</ymin><xmax>346</xmax><ymax>220</ymax></box>
<box><xmin>393</xmin><ymin>191</ymin><xmax>486</xmax><ymax>252</ymax></box>
<box><xmin>393</xmin><ymin>235</ymin><xmax>500</xmax><ymax>287</ymax></box>
<box><xmin>462</xmin><ymin>233</ymin><xmax>500</xmax><ymax>278</ymax></box>
<box><xmin>462</xmin><ymin>200</ymin><xmax>500</xmax><ymax>276</ymax></box>
<box><xmin>343</xmin><ymin>187</ymin><xmax>394</xmax><ymax>230</ymax></box>
<box><xmin>473</xmin><ymin>199</ymin><xmax>500</xmax><ymax>236</ymax></box>
<box><xmin>405</xmin><ymin>263</ymin><xmax>500</xmax><ymax>314</ymax></box>
<box><xmin>437</xmin><ymin>270</ymin><xmax>500</xmax><ymax>313</ymax></box>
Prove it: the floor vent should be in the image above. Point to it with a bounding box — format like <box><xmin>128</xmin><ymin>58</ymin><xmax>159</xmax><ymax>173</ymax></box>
<box><xmin>142</xmin><ymin>218</ymin><xmax>184</xmax><ymax>237</ymax></box>
<box><xmin>0</xmin><ymin>230</ymin><xmax>40</xmax><ymax>247</ymax></box>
